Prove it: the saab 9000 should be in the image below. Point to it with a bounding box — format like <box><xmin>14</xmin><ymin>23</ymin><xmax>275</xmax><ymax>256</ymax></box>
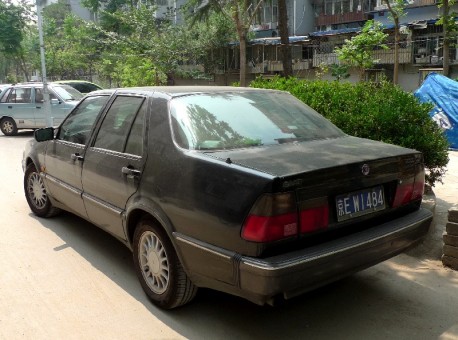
<box><xmin>22</xmin><ymin>87</ymin><xmax>433</xmax><ymax>309</ymax></box>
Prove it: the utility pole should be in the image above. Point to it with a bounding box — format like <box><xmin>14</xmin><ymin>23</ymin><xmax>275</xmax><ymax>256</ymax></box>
<box><xmin>36</xmin><ymin>0</ymin><xmax>52</xmax><ymax>127</ymax></box>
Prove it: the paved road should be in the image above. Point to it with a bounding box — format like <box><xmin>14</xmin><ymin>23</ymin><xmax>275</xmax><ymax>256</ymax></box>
<box><xmin>1</xmin><ymin>132</ymin><xmax>458</xmax><ymax>340</ymax></box>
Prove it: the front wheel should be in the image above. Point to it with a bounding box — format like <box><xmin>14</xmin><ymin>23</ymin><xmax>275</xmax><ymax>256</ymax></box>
<box><xmin>1</xmin><ymin>117</ymin><xmax>18</xmax><ymax>136</ymax></box>
<box><xmin>24</xmin><ymin>163</ymin><xmax>60</xmax><ymax>217</ymax></box>
<box><xmin>133</xmin><ymin>218</ymin><xmax>197</xmax><ymax>309</ymax></box>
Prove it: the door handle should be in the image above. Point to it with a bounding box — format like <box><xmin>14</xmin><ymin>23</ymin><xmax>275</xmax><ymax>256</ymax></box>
<box><xmin>70</xmin><ymin>153</ymin><xmax>84</xmax><ymax>161</ymax></box>
<box><xmin>122</xmin><ymin>166</ymin><xmax>141</xmax><ymax>177</ymax></box>
<box><xmin>7</xmin><ymin>106</ymin><xmax>12</xmax><ymax>109</ymax></box>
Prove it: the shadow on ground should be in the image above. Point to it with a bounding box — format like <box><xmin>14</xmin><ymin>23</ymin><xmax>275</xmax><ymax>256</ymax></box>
<box><xmin>31</xmin><ymin>210</ymin><xmax>458</xmax><ymax>340</ymax></box>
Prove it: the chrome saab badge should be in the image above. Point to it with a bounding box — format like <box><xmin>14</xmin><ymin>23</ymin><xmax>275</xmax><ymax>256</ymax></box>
<box><xmin>361</xmin><ymin>164</ymin><xmax>370</xmax><ymax>176</ymax></box>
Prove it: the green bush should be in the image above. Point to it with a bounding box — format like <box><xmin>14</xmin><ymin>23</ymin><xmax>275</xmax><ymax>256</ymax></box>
<box><xmin>250</xmin><ymin>76</ymin><xmax>449</xmax><ymax>187</ymax></box>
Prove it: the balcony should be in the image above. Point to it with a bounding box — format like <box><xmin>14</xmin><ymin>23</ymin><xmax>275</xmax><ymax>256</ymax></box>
<box><xmin>316</xmin><ymin>12</ymin><xmax>369</xmax><ymax>26</ymax></box>
<box><xmin>313</xmin><ymin>47</ymin><xmax>412</xmax><ymax>67</ymax></box>
<box><xmin>248</xmin><ymin>60</ymin><xmax>311</xmax><ymax>73</ymax></box>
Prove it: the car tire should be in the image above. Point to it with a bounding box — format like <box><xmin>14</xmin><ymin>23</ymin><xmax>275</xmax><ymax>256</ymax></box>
<box><xmin>24</xmin><ymin>163</ymin><xmax>61</xmax><ymax>217</ymax></box>
<box><xmin>133</xmin><ymin>218</ymin><xmax>197</xmax><ymax>309</ymax></box>
<box><xmin>1</xmin><ymin>117</ymin><xmax>18</xmax><ymax>136</ymax></box>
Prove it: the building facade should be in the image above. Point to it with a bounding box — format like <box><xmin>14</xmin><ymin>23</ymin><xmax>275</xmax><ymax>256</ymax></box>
<box><xmin>220</xmin><ymin>0</ymin><xmax>457</xmax><ymax>91</ymax></box>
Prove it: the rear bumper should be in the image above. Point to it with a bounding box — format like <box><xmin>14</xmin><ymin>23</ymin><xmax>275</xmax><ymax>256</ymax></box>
<box><xmin>175</xmin><ymin>208</ymin><xmax>433</xmax><ymax>305</ymax></box>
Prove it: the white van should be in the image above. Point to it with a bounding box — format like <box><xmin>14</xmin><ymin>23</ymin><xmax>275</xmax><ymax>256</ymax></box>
<box><xmin>0</xmin><ymin>83</ymin><xmax>84</xmax><ymax>136</ymax></box>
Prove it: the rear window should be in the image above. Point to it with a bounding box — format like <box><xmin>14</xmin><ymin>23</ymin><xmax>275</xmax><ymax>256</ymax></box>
<box><xmin>170</xmin><ymin>91</ymin><xmax>344</xmax><ymax>150</ymax></box>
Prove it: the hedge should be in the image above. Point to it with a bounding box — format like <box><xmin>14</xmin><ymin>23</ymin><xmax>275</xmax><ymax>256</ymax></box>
<box><xmin>250</xmin><ymin>76</ymin><xmax>449</xmax><ymax>187</ymax></box>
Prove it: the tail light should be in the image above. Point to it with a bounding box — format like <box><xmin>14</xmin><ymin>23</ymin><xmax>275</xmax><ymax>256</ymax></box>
<box><xmin>392</xmin><ymin>163</ymin><xmax>425</xmax><ymax>208</ymax></box>
<box><xmin>300</xmin><ymin>202</ymin><xmax>329</xmax><ymax>233</ymax></box>
<box><xmin>242</xmin><ymin>193</ymin><xmax>329</xmax><ymax>243</ymax></box>
<box><xmin>242</xmin><ymin>193</ymin><xmax>298</xmax><ymax>242</ymax></box>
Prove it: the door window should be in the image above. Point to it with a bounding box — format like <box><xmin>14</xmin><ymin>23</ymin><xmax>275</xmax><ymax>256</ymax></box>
<box><xmin>35</xmin><ymin>88</ymin><xmax>57</xmax><ymax>102</ymax></box>
<box><xmin>93</xmin><ymin>96</ymin><xmax>145</xmax><ymax>153</ymax></box>
<box><xmin>57</xmin><ymin>95</ymin><xmax>110</xmax><ymax>144</ymax></box>
<box><xmin>5</xmin><ymin>88</ymin><xmax>32</xmax><ymax>103</ymax></box>
<box><xmin>124</xmin><ymin>102</ymin><xmax>146</xmax><ymax>156</ymax></box>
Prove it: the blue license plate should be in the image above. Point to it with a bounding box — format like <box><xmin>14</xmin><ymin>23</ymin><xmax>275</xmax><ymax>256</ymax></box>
<box><xmin>336</xmin><ymin>186</ymin><xmax>385</xmax><ymax>222</ymax></box>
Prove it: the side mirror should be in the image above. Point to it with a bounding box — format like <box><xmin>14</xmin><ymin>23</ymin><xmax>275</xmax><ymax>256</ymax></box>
<box><xmin>50</xmin><ymin>98</ymin><xmax>60</xmax><ymax>105</ymax></box>
<box><xmin>34</xmin><ymin>127</ymin><xmax>54</xmax><ymax>142</ymax></box>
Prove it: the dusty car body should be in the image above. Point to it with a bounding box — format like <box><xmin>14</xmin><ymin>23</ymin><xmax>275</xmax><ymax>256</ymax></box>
<box><xmin>22</xmin><ymin>86</ymin><xmax>433</xmax><ymax>309</ymax></box>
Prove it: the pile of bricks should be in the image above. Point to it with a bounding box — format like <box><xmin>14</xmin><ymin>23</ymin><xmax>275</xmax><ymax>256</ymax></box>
<box><xmin>442</xmin><ymin>207</ymin><xmax>458</xmax><ymax>270</ymax></box>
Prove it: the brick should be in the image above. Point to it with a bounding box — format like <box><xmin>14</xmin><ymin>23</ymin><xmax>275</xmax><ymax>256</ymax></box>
<box><xmin>446</xmin><ymin>222</ymin><xmax>458</xmax><ymax>236</ymax></box>
<box><xmin>444</xmin><ymin>234</ymin><xmax>458</xmax><ymax>247</ymax></box>
<box><xmin>443</xmin><ymin>245</ymin><xmax>458</xmax><ymax>259</ymax></box>
<box><xmin>448</xmin><ymin>207</ymin><xmax>458</xmax><ymax>223</ymax></box>
<box><xmin>442</xmin><ymin>255</ymin><xmax>458</xmax><ymax>271</ymax></box>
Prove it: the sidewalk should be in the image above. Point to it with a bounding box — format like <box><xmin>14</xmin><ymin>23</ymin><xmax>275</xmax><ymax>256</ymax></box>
<box><xmin>412</xmin><ymin>151</ymin><xmax>458</xmax><ymax>260</ymax></box>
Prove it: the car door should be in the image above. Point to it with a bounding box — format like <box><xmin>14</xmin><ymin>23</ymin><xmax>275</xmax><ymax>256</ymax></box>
<box><xmin>81</xmin><ymin>95</ymin><xmax>146</xmax><ymax>240</ymax></box>
<box><xmin>1</xmin><ymin>86</ymin><xmax>35</xmax><ymax>128</ymax></box>
<box><xmin>35</xmin><ymin>87</ymin><xmax>72</xmax><ymax>127</ymax></box>
<box><xmin>43</xmin><ymin>95</ymin><xmax>111</xmax><ymax>218</ymax></box>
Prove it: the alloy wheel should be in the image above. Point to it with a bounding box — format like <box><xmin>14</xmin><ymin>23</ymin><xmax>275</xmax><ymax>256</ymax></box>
<box><xmin>138</xmin><ymin>230</ymin><xmax>170</xmax><ymax>294</ymax></box>
<box><xmin>27</xmin><ymin>172</ymin><xmax>47</xmax><ymax>209</ymax></box>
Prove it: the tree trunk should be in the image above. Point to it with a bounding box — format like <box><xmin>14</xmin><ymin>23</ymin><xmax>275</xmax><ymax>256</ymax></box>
<box><xmin>383</xmin><ymin>0</ymin><xmax>399</xmax><ymax>84</ymax></box>
<box><xmin>442</xmin><ymin>0</ymin><xmax>450</xmax><ymax>76</ymax></box>
<box><xmin>393</xmin><ymin>18</ymin><xmax>399</xmax><ymax>84</ymax></box>
<box><xmin>239</xmin><ymin>36</ymin><xmax>247</xmax><ymax>87</ymax></box>
<box><xmin>234</xmin><ymin>10</ymin><xmax>247</xmax><ymax>87</ymax></box>
<box><xmin>278</xmin><ymin>0</ymin><xmax>292</xmax><ymax>77</ymax></box>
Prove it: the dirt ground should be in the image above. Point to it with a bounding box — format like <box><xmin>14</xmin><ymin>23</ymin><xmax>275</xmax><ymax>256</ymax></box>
<box><xmin>0</xmin><ymin>132</ymin><xmax>457</xmax><ymax>340</ymax></box>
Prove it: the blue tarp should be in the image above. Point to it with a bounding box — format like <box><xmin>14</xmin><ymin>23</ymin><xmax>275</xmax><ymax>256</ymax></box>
<box><xmin>414</xmin><ymin>72</ymin><xmax>458</xmax><ymax>149</ymax></box>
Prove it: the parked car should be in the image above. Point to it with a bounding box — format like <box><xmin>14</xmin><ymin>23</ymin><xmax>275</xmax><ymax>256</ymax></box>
<box><xmin>0</xmin><ymin>83</ymin><xmax>84</xmax><ymax>136</ymax></box>
<box><xmin>52</xmin><ymin>80</ymin><xmax>103</xmax><ymax>94</ymax></box>
<box><xmin>22</xmin><ymin>87</ymin><xmax>433</xmax><ymax>309</ymax></box>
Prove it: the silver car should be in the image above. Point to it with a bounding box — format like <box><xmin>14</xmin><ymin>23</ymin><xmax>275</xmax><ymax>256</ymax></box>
<box><xmin>0</xmin><ymin>82</ymin><xmax>84</xmax><ymax>136</ymax></box>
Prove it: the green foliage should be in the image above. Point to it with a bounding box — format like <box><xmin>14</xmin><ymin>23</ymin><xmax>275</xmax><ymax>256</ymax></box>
<box><xmin>384</xmin><ymin>0</ymin><xmax>407</xmax><ymax>21</ymax></box>
<box><xmin>436</xmin><ymin>0</ymin><xmax>458</xmax><ymax>44</ymax></box>
<box><xmin>330</xmin><ymin>64</ymin><xmax>350</xmax><ymax>81</ymax></box>
<box><xmin>335</xmin><ymin>20</ymin><xmax>388</xmax><ymax>81</ymax></box>
<box><xmin>250</xmin><ymin>76</ymin><xmax>449</xmax><ymax>186</ymax></box>
<box><xmin>0</xmin><ymin>0</ymin><xmax>33</xmax><ymax>81</ymax></box>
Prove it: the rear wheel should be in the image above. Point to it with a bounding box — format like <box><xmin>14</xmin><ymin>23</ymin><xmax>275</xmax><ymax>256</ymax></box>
<box><xmin>1</xmin><ymin>117</ymin><xmax>18</xmax><ymax>136</ymax></box>
<box><xmin>24</xmin><ymin>163</ymin><xmax>60</xmax><ymax>217</ymax></box>
<box><xmin>133</xmin><ymin>218</ymin><xmax>197</xmax><ymax>309</ymax></box>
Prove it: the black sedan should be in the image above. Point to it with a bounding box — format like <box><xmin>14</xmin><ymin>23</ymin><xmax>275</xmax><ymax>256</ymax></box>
<box><xmin>22</xmin><ymin>87</ymin><xmax>433</xmax><ymax>309</ymax></box>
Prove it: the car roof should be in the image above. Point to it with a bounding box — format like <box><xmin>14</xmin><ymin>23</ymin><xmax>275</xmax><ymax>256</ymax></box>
<box><xmin>6</xmin><ymin>82</ymin><xmax>65</xmax><ymax>88</ymax></box>
<box><xmin>89</xmin><ymin>86</ymin><xmax>282</xmax><ymax>98</ymax></box>
<box><xmin>53</xmin><ymin>80</ymin><xmax>101</xmax><ymax>85</ymax></box>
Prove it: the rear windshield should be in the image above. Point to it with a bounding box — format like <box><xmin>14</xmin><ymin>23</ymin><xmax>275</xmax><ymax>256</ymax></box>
<box><xmin>170</xmin><ymin>91</ymin><xmax>344</xmax><ymax>150</ymax></box>
<box><xmin>52</xmin><ymin>85</ymin><xmax>84</xmax><ymax>101</ymax></box>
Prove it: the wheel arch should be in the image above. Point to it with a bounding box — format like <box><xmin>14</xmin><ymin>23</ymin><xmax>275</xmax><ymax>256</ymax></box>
<box><xmin>126</xmin><ymin>202</ymin><xmax>177</xmax><ymax>250</ymax></box>
<box><xmin>126</xmin><ymin>204</ymin><xmax>193</xmax><ymax>274</ymax></box>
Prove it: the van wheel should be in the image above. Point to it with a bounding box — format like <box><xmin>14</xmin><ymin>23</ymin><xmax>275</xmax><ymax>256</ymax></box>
<box><xmin>133</xmin><ymin>218</ymin><xmax>197</xmax><ymax>309</ymax></box>
<box><xmin>0</xmin><ymin>117</ymin><xmax>18</xmax><ymax>136</ymax></box>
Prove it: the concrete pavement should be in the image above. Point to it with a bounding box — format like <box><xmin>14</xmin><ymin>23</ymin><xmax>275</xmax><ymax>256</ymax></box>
<box><xmin>0</xmin><ymin>133</ymin><xmax>457</xmax><ymax>339</ymax></box>
<box><xmin>413</xmin><ymin>151</ymin><xmax>458</xmax><ymax>261</ymax></box>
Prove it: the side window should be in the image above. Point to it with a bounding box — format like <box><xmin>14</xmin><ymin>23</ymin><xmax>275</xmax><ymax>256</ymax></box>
<box><xmin>93</xmin><ymin>96</ymin><xmax>145</xmax><ymax>153</ymax></box>
<box><xmin>57</xmin><ymin>95</ymin><xmax>110</xmax><ymax>144</ymax></box>
<box><xmin>0</xmin><ymin>89</ymin><xmax>12</xmax><ymax>103</ymax></box>
<box><xmin>6</xmin><ymin>88</ymin><xmax>32</xmax><ymax>103</ymax></box>
<box><xmin>35</xmin><ymin>88</ymin><xmax>44</xmax><ymax>103</ymax></box>
<box><xmin>35</xmin><ymin>88</ymin><xmax>56</xmax><ymax>103</ymax></box>
<box><xmin>124</xmin><ymin>102</ymin><xmax>146</xmax><ymax>156</ymax></box>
